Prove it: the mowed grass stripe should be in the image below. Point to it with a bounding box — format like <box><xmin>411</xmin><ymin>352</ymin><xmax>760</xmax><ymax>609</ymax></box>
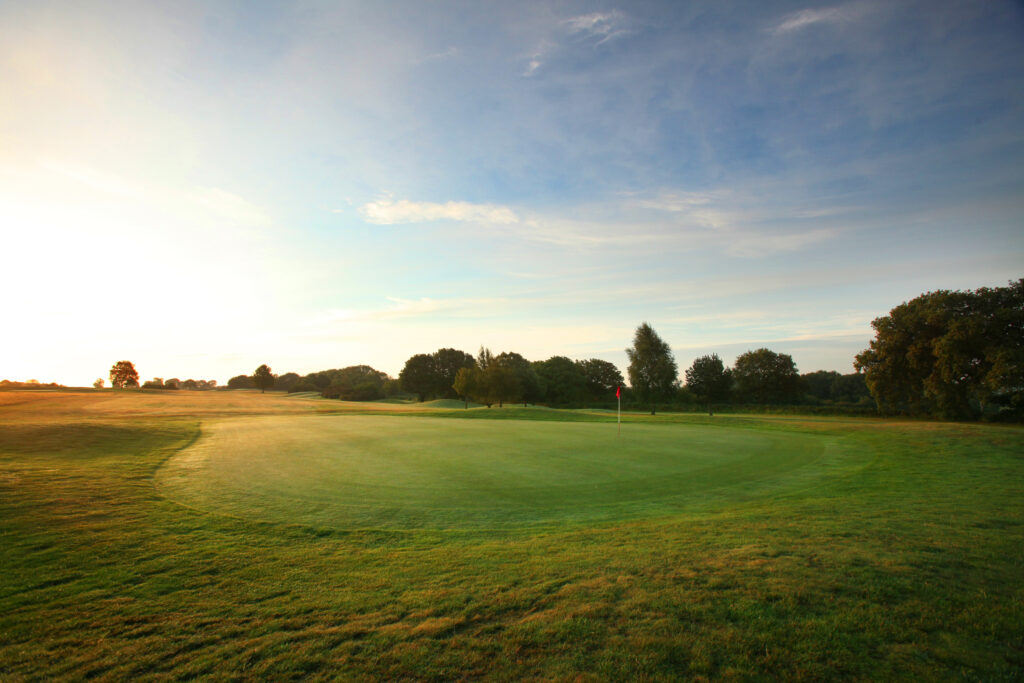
<box><xmin>153</xmin><ymin>414</ymin><xmax>869</xmax><ymax>531</ymax></box>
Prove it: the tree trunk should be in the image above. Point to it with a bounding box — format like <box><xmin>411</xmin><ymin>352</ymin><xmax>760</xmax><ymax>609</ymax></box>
<box><xmin>708</xmin><ymin>402</ymin><xmax>713</xmax><ymax>417</ymax></box>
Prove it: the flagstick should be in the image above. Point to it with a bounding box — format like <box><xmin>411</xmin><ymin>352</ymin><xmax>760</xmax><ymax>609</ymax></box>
<box><xmin>617</xmin><ymin>391</ymin><xmax>621</xmax><ymax>437</ymax></box>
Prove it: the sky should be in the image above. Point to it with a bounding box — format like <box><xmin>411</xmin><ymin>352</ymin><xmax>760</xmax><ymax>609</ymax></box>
<box><xmin>2</xmin><ymin>0</ymin><xmax>1022</xmax><ymax>387</ymax></box>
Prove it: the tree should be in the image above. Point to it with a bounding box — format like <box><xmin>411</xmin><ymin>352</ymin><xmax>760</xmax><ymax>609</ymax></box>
<box><xmin>485</xmin><ymin>360</ymin><xmax>520</xmax><ymax>408</ymax></box>
<box><xmin>802</xmin><ymin>370</ymin><xmax>841</xmax><ymax>402</ymax></box>
<box><xmin>496</xmin><ymin>352</ymin><xmax>544</xmax><ymax>406</ymax></box>
<box><xmin>534</xmin><ymin>356</ymin><xmax>586</xmax><ymax>406</ymax></box>
<box><xmin>109</xmin><ymin>361</ymin><xmax>139</xmax><ymax>389</ymax></box>
<box><xmin>733</xmin><ymin>349</ymin><xmax>801</xmax><ymax>404</ymax></box>
<box><xmin>227</xmin><ymin>374</ymin><xmax>254</xmax><ymax>389</ymax></box>
<box><xmin>855</xmin><ymin>280</ymin><xmax>1024</xmax><ymax>418</ymax></box>
<box><xmin>433</xmin><ymin>348</ymin><xmax>476</xmax><ymax>399</ymax></box>
<box><xmin>320</xmin><ymin>366</ymin><xmax>389</xmax><ymax>400</ymax></box>
<box><xmin>253</xmin><ymin>364</ymin><xmax>275</xmax><ymax>393</ymax></box>
<box><xmin>626</xmin><ymin>323</ymin><xmax>678</xmax><ymax>415</ymax></box>
<box><xmin>275</xmin><ymin>372</ymin><xmax>301</xmax><ymax>393</ymax></box>
<box><xmin>685</xmin><ymin>354</ymin><xmax>732</xmax><ymax>416</ymax></box>
<box><xmin>400</xmin><ymin>353</ymin><xmax>439</xmax><ymax>402</ymax></box>
<box><xmin>164</xmin><ymin>378</ymin><xmax>180</xmax><ymax>390</ymax></box>
<box><xmin>92</xmin><ymin>378</ymin><xmax>104</xmax><ymax>390</ymax></box>
<box><xmin>577</xmin><ymin>358</ymin><xmax>624</xmax><ymax>402</ymax></box>
<box><xmin>453</xmin><ymin>367</ymin><xmax>479</xmax><ymax>408</ymax></box>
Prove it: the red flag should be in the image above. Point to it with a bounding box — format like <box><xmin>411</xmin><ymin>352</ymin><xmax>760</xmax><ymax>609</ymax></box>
<box><xmin>615</xmin><ymin>385</ymin><xmax>621</xmax><ymax>399</ymax></box>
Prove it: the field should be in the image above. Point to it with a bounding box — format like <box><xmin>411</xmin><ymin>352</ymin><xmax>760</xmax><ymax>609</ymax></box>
<box><xmin>1</xmin><ymin>390</ymin><xmax>1022</xmax><ymax>680</ymax></box>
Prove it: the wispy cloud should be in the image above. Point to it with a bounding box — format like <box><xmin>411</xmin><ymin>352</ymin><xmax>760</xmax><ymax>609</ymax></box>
<box><xmin>523</xmin><ymin>9</ymin><xmax>628</xmax><ymax>76</ymax></box>
<box><xmin>359</xmin><ymin>199</ymin><xmax>519</xmax><ymax>225</ymax></box>
<box><xmin>771</xmin><ymin>3</ymin><xmax>869</xmax><ymax>34</ymax></box>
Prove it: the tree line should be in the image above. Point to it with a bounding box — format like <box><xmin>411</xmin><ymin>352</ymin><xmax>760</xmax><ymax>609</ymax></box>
<box><xmin>96</xmin><ymin>278</ymin><xmax>1021</xmax><ymax>421</ymax></box>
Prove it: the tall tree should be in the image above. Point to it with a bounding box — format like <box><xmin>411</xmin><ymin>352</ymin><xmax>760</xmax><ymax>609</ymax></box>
<box><xmin>108</xmin><ymin>360</ymin><xmax>139</xmax><ymax>389</ymax></box>
<box><xmin>400</xmin><ymin>353</ymin><xmax>439</xmax><ymax>402</ymax></box>
<box><xmin>253</xmin><ymin>364</ymin><xmax>275</xmax><ymax>393</ymax></box>
<box><xmin>685</xmin><ymin>354</ymin><xmax>732</xmax><ymax>416</ymax></box>
<box><xmin>732</xmin><ymin>349</ymin><xmax>801</xmax><ymax>404</ymax></box>
<box><xmin>626</xmin><ymin>323</ymin><xmax>678</xmax><ymax>415</ymax></box>
<box><xmin>495</xmin><ymin>352</ymin><xmax>544</xmax><ymax>407</ymax></box>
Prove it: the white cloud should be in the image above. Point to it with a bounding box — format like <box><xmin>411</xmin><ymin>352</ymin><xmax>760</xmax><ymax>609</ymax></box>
<box><xmin>772</xmin><ymin>4</ymin><xmax>869</xmax><ymax>34</ymax></box>
<box><xmin>359</xmin><ymin>199</ymin><xmax>519</xmax><ymax>225</ymax></box>
<box><xmin>564</xmin><ymin>11</ymin><xmax>627</xmax><ymax>44</ymax></box>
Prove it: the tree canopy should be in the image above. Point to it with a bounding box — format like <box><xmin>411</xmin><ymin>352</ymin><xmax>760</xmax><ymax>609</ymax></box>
<box><xmin>253</xmin><ymin>364</ymin><xmax>275</xmax><ymax>393</ymax></box>
<box><xmin>577</xmin><ymin>358</ymin><xmax>624</xmax><ymax>402</ymax></box>
<box><xmin>855</xmin><ymin>280</ymin><xmax>1024</xmax><ymax>419</ymax></box>
<box><xmin>108</xmin><ymin>361</ymin><xmax>139</xmax><ymax>389</ymax></box>
<box><xmin>685</xmin><ymin>354</ymin><xmax>732</xmax><ymax>415</ymax></box>
<box><xmin>626</xmin><ymin>323</ymin><xmax>677</xmax><ymax>414</ymax></box>
<box><xmin>732</xmin><ymin>348</ymin><xmax>801</xmax><ymax>404</ymax></box>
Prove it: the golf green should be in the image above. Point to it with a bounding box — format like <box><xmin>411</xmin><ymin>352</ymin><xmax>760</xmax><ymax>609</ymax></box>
<box><xmin>155</xmin><ymin>415</ymin><xmax>867</xmax><ymax>531</ymax></box>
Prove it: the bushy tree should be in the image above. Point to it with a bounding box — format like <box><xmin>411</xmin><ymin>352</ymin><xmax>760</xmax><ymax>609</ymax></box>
<box><xmin>855</xmin><ymin>280</ymin><xmax>1024</xmax><ymax>418</ymax></box>
<box><xmin>534</xmin><ymin>356</ymin><xmax>586</xmax><ymax>406</ymax></box>
<box><xmin>109</xmin><ymin>361</ymin><xmax>139</xmax><ymax>389</ymax></box>
<box><xmin>93</xmin><ymin>378</ymin><xmax>104</xmax><ymax>390</ymax></box>
<box><xmin>577</xmin><ymin>358</ymin><xmax>624</xmax><ymax>402</ymax></box>
<box><xmin>253</xmin><ymin>364</ymin><xmax>275</xmax><ymax>393</ymax></box>
<box><xmin>321</xmin><ymin>365</ymin><xmax>389</xmax><ymax>401</ymax></box>
<box><xmin>453</xmin><ymin>367</ymin><xmax>480</xmax><ymax>408</ymax></box>
<box><xmin>400</xmin><ymin>353</ymin><xmax>438</xmax><ymax>402</ymax></box>
<box><xmin>626</xmin><ymin>323</ymin><xmax>678</xmax><ymax>415</ymax></box>
<box><xmin>685</xmin><ymin>354</ymin><xmax>732</xmax><ymax>416</ymax></box>
<box><xmin>275</xmin><ymin>372</ymin><xmax>301</xmax><ymax>393</ymax></box>
<box><xmin>434</xmin><ymin>348</ymin><xmax>476</xmax><ymax>399</ymax></box>
<box><xmin>227</xmin><ymin>374</ymin><xmax>254</xmax><ymax>389</ymax></box>
<box><xmin>733</xmin><ymin>349</ymin><xmax>801</xmax><ymax>404</ymax></box>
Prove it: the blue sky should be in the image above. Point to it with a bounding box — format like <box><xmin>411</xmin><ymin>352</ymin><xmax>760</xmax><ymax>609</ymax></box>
<box><xmin>2</xmin><ymin>0</ymin><xmax>1022</xmax><ymax>386</ymax></box>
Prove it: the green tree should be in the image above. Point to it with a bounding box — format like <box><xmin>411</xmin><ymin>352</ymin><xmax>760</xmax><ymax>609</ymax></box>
<box><xmin>400</xmin><ymin>353</ymin><xmax>438</xmax><ymax>402</ymax></box>
<box><xmin>732</xmin><ymin>349</ymin><xmax>801</xmax><ymax>404</ymax></box>
<box><xmin>253</xmin><ymin>364</ymin><xmax>275</xmax><ymax>393</ymax></box>
<box><xmin>320</xmin><ymin>366</ymin><xmax>389</xmax><ymax>400</ymax></box>
<box><xmin>855</xmin><ymin>280</ymin><xmax>1024</xmax><ymax>418</ymax></box>
<box><xmin>452</xmin><ymin>367</ymin><xmax>479</xmax><ymax>408</ymax></box>
<box><xmin>108</xmin><ymin>360</ymin><xmax>139</xmax><ymax>389</ymax></box>
<box><xmin>433</xmin><ymin>348</ymin><xmax>476</xmax><ymax>399</ymax></box>
<box><xmin>802</xmin><ymin>370</ymin><xmax>841</xmax><ymax>402</ymax></box>
<box><xmin>577</xmin><ymin>358</ymin><xmax>624</xmax><ymax>402</ymax></box>
<box><xmin>626</xmin><ymin>323</ymin><xmax>678</xmax><ymax>415</ymax></box>
<box><xmin>685</xmin><ymin>354</ymin><xmax>732</xmax><ymax>416</ymax></box>
<box><xmin>534</xmin><ymin>356</ymin><xmax>586</xmax><ymax>406</ymax></box>
<box><xmin>92</xmin><ymin>378</ymin><xmax>104</xmax><ymax>390</ymax></box>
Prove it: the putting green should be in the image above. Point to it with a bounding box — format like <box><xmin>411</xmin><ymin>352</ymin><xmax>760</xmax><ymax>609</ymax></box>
<box><xmin>154</xmin><ymin>415</ymin><xmax>866</xmax><ymax>531</ymax></box>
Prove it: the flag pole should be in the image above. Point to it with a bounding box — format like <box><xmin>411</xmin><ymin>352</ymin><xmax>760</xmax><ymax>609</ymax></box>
<box><xmin>617</xmin><ymin>385</ymin><xmax>621</xmax><ymax>436</ymax></box>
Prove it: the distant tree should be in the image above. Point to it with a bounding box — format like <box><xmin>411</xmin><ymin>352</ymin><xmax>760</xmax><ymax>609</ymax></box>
<box><xmin>496</xmin><ymin>352</ymin><xmax>544</xmax><ymax>406</ymax></box>
<box><xmin>453</xmin><ymin>367</ymin><xmax>479</xmax><ymax>408</ymax></box>
<box><xmin>321</xmin><ymin>366</ymin><xmax>389</xmax><ymax>400</ymax></box>
<box><xmin>109</xmin><ymin>361</ymin><xmax>139</xmax><ymax>389</ymax></box>
<box><xmin>275</xmin><ymin>372</ymin><xmax>301</xmax><ymax>393</ymax></box>
<box><xmin>164</xmin><ymin>378</ymin><xmax>180</xmax><ymax>390</ymax></box>
<box><xmin>831</xmin><ymin>373</ymin><xmax>872</xmax><ymax>404</ymax></box>
<box><xmin>253</xmin><ymin>365</ymin><xmax>275</xmax><ymax>393</ymax></box>
<box><xmin>93</xmin><ymin>378</ymin><xmax>104</xmax><ymax>390</ymax></box>
<box><xmin>685</xmin><ymin>354</ymin><xmax>732</xmax><ymax>416</ymax></box>
<box><xmin>485</xmin><ymin>360</ymin><xmax>520</xmax><ymax>408</ymax></box>
<box><xmin>142</xmin><ymin>377</ymin><xmax>165</xmax><ymax>389</ymax></box>
<box><xmin>855</xmin><ymin>280</ymin><xmax>1024</xmax><ymax>418</ymax></box>
<box><xmin>733</xmin><ymin>349</ymin><xmax>801</xmax><ymax>404</ymax></box>
<box><xmin>534</xmin><ymin>356</ymin><xmax>586</xmax><ymax>406</ymax></box>
<box><xmin>577</xmin><ymin>358</ymin><xmax>624</xmax><ymax>402</ymax></box>
<box><xmin>802</xmin><ymin>370</ymin><xmax>841</xmax><ymax>402</ymax></box>
<box><xmin>400</xmin><ymin>353</ymin><xmax>439</xmax><ymax>402</ymax></box>
<box><xmin>433</xmin><ymin>348</ymin><xmax>476</xmax><ymax>399</ymax></box>
<box><xmin>626</xmin><ymin>323</ymin><xmax>678</xmax><ymax>415</ymax></box>
<box><xmin>227</xmin><ymin>374</ymin><xmax>254</xmax><ymax>390</ymax></box>
<box><xmin>182</xmin><ymin>379</ymin><xmax>199</xmax><ymax>390</ymax></box>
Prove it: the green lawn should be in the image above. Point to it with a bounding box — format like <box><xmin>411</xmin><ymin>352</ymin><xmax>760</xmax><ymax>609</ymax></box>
<box><xmin>1</xmin><ymin>390</ymin><xmax>1022</xmax><ymax>680</ymax></box>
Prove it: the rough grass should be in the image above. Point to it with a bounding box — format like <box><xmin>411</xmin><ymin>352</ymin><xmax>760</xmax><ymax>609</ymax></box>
<box><xmin>1</xmin><ymin>390</ymin><xmax>1022</xmax><ymax>680</ymax></box>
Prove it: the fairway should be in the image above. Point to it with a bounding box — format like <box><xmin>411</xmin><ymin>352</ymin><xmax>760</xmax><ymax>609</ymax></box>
<box><xmin>156</xmin><ymin>415</ymin><xmax>861</xmax><ymax>530</ymax></box>
<box><xmin>3</xmin><ymin>391</ymin><xmax>1023</xmax><ymax>680</ymax></box>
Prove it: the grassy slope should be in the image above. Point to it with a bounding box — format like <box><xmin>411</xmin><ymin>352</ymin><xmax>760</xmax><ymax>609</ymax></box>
<box><xmin>1</xmin><ymin>390</ymin><xmax>1022</xmax><ymax>680</ymax></box>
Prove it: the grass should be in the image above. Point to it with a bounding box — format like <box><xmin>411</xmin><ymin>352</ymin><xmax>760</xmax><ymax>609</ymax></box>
<box><xmin>1</xmin><ymin>389</ymin><xmax>1022</xmax><ymax>680</ymax></box>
